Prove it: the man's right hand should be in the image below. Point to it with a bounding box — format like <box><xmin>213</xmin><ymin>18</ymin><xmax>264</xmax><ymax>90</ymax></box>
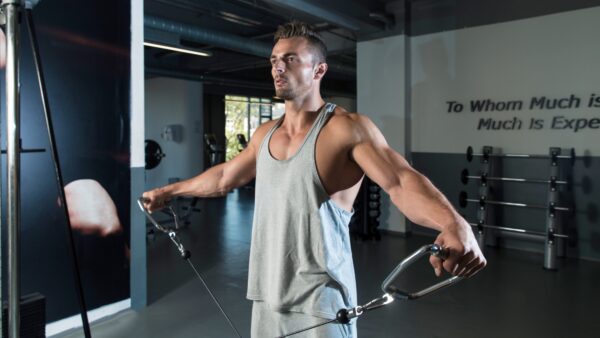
<box><xmin>142</xmin><ymin>187</ymin><xmax>171</xmax><ymax>213</ymax></box>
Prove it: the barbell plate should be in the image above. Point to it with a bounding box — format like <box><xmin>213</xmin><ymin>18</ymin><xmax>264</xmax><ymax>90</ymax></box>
<box><xmin>466</xmin><ymin>146</ymin><xmax>473</xmax><ymax>162</ymax></box>
<box><xmin>461</xmin><ymin>169</ymin><xmax>469</xmax><ymax>185</ymax></box>
<box><xmin>459</xmin><ymin>191</ymin><xmax>468</xmax><ymax>208</ymax></box>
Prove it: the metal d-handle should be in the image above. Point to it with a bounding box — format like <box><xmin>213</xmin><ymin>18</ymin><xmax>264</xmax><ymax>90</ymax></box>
<box><xmin>381</xmin><ymin>244</ymin><xmax>463</xmax><ymax>300</ymax></box>
<box><xmin>277</xmin><ymin>244</ymin><xmax>465</xmax><ymax>338</ymax></box>
<box><xmin>137</xmin><ymin>197</ymin><xmax>190</xmax><ymax>258</ymax></box>
<box><xmin>137</xmin><ymin>197</ymin><xmax>181</xmax><ymax>233</ymax></box>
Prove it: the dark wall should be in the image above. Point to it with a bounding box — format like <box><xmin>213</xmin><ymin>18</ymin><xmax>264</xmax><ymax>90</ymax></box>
<box><xmin>411</xmin><ymin>152</ymin><xmax>600</xmax><ymax>261</ymax></box>
<box><xmin>1</xmin><ymin>0</ymin><xmax>130</xmax><ymax>322</ymax></box>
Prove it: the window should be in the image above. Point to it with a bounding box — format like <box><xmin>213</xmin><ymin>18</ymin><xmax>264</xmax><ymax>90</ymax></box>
<box><xmin>224</xmin><ymin>95</ymin><xmax>279</xmax><ymax>161</ymax></box>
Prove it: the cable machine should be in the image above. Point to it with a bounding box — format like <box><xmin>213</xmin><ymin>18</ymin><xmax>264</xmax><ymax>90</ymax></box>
<box><xmin>1</xmin><ymin>1</ymin><xmax>92</xmax><ymax>336</ymax></box>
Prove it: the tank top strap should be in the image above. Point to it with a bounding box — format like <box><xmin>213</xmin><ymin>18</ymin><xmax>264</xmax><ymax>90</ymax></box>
<box><xmin>258</xmin><ymin>117</ymin><xmax>284</xmax><ymax>156</ymax></box>
<box><xmin>303</xmin><ymin>102</ymin><xmax>336</xmax><ymax>146</ymax></box>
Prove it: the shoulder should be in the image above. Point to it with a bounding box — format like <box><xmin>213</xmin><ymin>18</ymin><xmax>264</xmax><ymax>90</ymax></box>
<box><xmin>245</xmin><ymin>119</ymin><xmax>278</xmax><ymax>151</ymax></box>
<box><xmin>325</xmin><ymin>107</ymin><xmax>382</xmax><ymax>143</ymax></box>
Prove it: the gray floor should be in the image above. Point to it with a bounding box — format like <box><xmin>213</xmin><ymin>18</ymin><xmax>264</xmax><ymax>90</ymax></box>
<box><xmin>56</xmin><ymin>189</ymin><xmax>600</xmax><ymax>338</ymax></box>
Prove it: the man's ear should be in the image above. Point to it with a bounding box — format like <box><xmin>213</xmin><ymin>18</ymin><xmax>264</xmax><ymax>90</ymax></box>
<box><xmin>314</xmin><ymin>62</ymin><xmax>328</xmax><ymax>80</ymax></box>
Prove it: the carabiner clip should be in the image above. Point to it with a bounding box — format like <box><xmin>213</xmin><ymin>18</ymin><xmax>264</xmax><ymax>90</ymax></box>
<box><xmin>381</xmin><ymin>244</ymin><xmax>463</xmax><ymax>300</ymax></box>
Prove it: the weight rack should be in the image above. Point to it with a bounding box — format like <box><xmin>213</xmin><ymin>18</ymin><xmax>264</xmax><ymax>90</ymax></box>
<box><xmin>460</xmin><ymin>146</ymin><xmax>574</xmax><ymax>270</ymax></box>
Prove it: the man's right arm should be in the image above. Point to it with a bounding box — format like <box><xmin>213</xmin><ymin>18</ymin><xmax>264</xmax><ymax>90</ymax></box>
<box><xmin>142</xmin><ymin>122</ymin><xmax>273</xmax><ymax>212</ymax></box>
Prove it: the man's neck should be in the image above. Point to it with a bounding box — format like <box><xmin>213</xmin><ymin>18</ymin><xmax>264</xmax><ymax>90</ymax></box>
<box><xmin>282</xmin><ymin>94</ymin><xmax>326</xmax><ymax>132</ymax></box>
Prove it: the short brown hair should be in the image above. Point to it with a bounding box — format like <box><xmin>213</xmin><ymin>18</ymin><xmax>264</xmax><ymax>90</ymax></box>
<box><xmin>274</xmin><ymin>21</ymin><xmax>327</xmax><ymax>63</ymax></box>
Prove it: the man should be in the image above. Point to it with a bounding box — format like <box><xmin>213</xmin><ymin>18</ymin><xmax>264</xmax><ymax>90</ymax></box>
<box><xmin>143</xmin><ymin>21</ymin><xmax>486</xmax><ymax>338</ymax></box>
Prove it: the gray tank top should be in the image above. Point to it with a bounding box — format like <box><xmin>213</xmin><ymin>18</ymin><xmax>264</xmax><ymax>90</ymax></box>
<box><xmin>247</xmin><ymin>103</ymin><xmax>357</xmax><ymax>320</ymax></box>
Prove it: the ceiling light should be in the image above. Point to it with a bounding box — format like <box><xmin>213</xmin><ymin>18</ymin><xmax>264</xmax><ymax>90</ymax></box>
<box><xmin>144</xmin><ymin>41</ymin><xmax>212</xmax><ymax>57</ymax></box>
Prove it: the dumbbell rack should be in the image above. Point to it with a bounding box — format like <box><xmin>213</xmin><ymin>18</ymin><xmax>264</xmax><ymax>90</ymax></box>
<box><xmin>460</xmin><ymin>146</ymin><xmax>574</xmax><ymax>270</ymax></box>
<box><xmin>350</xmin><ymin>177</ymin><xmax>382</xmax><ymax>241</ymax></box>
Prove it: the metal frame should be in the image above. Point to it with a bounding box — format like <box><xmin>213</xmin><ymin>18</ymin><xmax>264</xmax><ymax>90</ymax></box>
<box><xmin>1</xmin><ymin>3</ymin><xmax>92</xmax><ymax>336</ymax></box>
<box><xmin>3</xmin><ymin>2</ymin><xmax>22</xmax><ymax>336</ymax></box>
<box><xmin>461</xmin><ymin>146</ymin><xmax>573</xmax><ymax>270</ymax></box>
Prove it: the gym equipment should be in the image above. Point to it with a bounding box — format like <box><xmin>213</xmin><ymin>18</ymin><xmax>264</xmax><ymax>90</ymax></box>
<box><xmin>349</xmin><ymin>177</ymin><xmax>381</xmax><ymax>240</ymax></box>
<box><xmin>461</xmin><ymin>145</ymin><xmax>574</xmax><ymax>270</ymax></box>
<box><xmin>459</xmin><ymin>191</ymin><xmax>571</xmax><ymax>216</ymax></box>
<box><xmin>277</xmin><ymin>244</ymin><xmax>463</xmax><ymax>337</ymax></box>
<box><xmin>460</xmin><ymin>169</ymin><xmax>568</xmax><ymax>189</ymax></box>
<box><xmin>466</xmin><ymin>146</ymin><xmax>575</xmax><ymax>166</ymax></box>
<box><xmin>0</xmin><ymin>148</ymin><xmax>44</xmax><ymax>154</ymax></box>
<box><xmin>137</xmin><ymin>198</ymin><xmax>242</xmax><ymax>338</ymax></box>
<box><xmin>145</xmin><ymin>139</ymin><xmax>165</xmax><ymax>169</ymax></box>
<box><xmin>205</xmin><ymin>133</ymin><xmax>225</xmax><ymax>166</ymax></box>
<box><xmin>237</xmin><ymin>133</ymin><xmax>248</xmax><ymax>151</ymax></box>
<box><xmin>146</xmin><ymin>197</ymin><xmax>201</xmax><ymax>233</ymax></box>
<box><xmin>1</xmin><ymin>293</ymin><xmax>46</xmax><ymax>337</ymax></box>
<box><xmin>2</xmin><ymin>5</ymin><xmax>92</xmax><ymax>337</ymax></box>
<box><xmin>469</xmin><ymin>222</ymin><xmax>568</xmax><ymax>240</ymax></box>
<box><xmin>4</xmin><ymin>2</ymin><xmax>21</xmax><ymax>335</ymax></box>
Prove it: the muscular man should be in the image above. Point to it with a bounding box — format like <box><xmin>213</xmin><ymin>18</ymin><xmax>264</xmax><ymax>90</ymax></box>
<box><xmin>143</xmin><ymin>21</ymin><xmax>486</xmax><ymax>338</ymax></box>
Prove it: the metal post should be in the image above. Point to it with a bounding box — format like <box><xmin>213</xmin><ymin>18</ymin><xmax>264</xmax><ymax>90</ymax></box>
<box><xmin>403</xmin><ymin>0</ymin><xmax>412</xmax><ymax>234</ymax></box>
<box><xmin>0</xmin><ymin>17</ymin><xmax>3</xmax><ymax>338</ymax></box>
<box><xmin>403</xmin><ymin>0</ymin><xmax>412</xmax><ymax>165</ymax></box>
<box><xmin>3</xmin><ymin>0</ymin><xmax>22</xmax><ymax>337</ymax></box>
<box><xmin>0</xmin><ymin>14</ymin><xmax>3</xmax><ymax>336</ymax></box>
<box><xmin>25</xmin><ymin>9</ymin><xmax>92</xmax><ymax>337</ymax></box>
<box><xmin>544</xmin><ymin>147</ymin><xmax>560</xmax><ymax>270</ymax></box>
<box><xmin>476</xmin><ymin>146</ymin><xmax>495</xmax><ymax>248</ymax></box>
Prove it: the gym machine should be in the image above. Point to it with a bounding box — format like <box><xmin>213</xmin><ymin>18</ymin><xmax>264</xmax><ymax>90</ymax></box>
<box><xmin>1</xmin><ymin>1</ymin><xmax>92</xmax><ymax>336</ymax></box>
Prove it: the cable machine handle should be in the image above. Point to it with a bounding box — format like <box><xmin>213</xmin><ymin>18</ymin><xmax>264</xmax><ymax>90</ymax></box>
<box><xmin>381</xmin><ymin>244</ymin><xmax>463</xmax><ymax>300</ymax></box>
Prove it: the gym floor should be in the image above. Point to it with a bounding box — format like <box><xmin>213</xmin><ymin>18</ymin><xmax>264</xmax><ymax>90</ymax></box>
<box><xmin>56</xmin><ymin>189</ymin><xmax>600</xmax><ymax>338</ymax></box>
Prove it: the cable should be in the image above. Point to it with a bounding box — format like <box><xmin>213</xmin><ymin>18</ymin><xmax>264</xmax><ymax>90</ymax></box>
<box><xmin>138</xmin><ymin>198</ymin><xmax>242</xmax><ymax>337</ymax></box>
<box><xmin>186</xmin><ymin>259</ymin><xmax>242</xmax><ymax>338</ymax></box>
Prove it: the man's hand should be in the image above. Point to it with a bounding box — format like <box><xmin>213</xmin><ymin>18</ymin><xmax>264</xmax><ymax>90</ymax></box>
<box><xmin>429</xmin><ymin>220</ymin><xmax>486</xmax><ymax>278</ymax></box>
<box><xmin>142</xmin><ymin>187</ymin><xmax>172</xmax><ymax>213</ymax></box>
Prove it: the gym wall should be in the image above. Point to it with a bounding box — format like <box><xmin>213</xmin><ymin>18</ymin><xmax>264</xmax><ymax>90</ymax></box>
<box><xmin>358</xmin><ymin>6</ymin><xmax>600</xmax><ymax>260</ymax></box>
<box><xmin>144</xmin><ymin>77</ymin><xmax>205</xmax><ymax>303</ymax></box>
<box><xmin>144</xmin><ymin>77</ymin><xmax>204</xmax><ymax>191</ymax></box>
<box><xmin>410</xmin><ymin>7</ymin><xmax>600</xmax><ymax>154</ymax></box>
<box><xmin>357</xmin><ymin>34</ymin><xmax>407</xmax><ymax>233</ymax></box>
<box><xmin>326</xmin><ymin>96</ymin><xmax>357</xmax><ymax>113</ymax></box>
<box><xmin>1</xmin><ymin>0</ymin><xmax>131</xmax><ymax>323</ymax></box>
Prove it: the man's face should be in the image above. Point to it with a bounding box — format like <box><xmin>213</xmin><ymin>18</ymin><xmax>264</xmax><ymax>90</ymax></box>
<box><xmin>270</xmin><ymin>37</ymin><xmax>319</xmax><ymax>100</ymax></box>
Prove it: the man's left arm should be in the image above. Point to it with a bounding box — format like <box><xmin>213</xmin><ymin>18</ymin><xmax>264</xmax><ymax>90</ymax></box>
<box><xmin>349</xmin><ymin>114</ymin><xmax>486</xmax><ymax>277</ymax></box>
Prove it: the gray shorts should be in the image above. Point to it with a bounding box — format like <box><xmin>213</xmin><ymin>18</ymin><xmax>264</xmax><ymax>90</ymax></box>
<box><xmin>251</xmin><ymin>301</ymin><xmax>356</xmax><ymax>338</ymax></box>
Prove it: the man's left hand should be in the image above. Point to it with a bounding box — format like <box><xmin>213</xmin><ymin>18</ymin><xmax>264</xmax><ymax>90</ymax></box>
<box><xmin>429</xmin><ymin>220</ymin><xmax>486</xmax><ymax>278</ymax></box>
